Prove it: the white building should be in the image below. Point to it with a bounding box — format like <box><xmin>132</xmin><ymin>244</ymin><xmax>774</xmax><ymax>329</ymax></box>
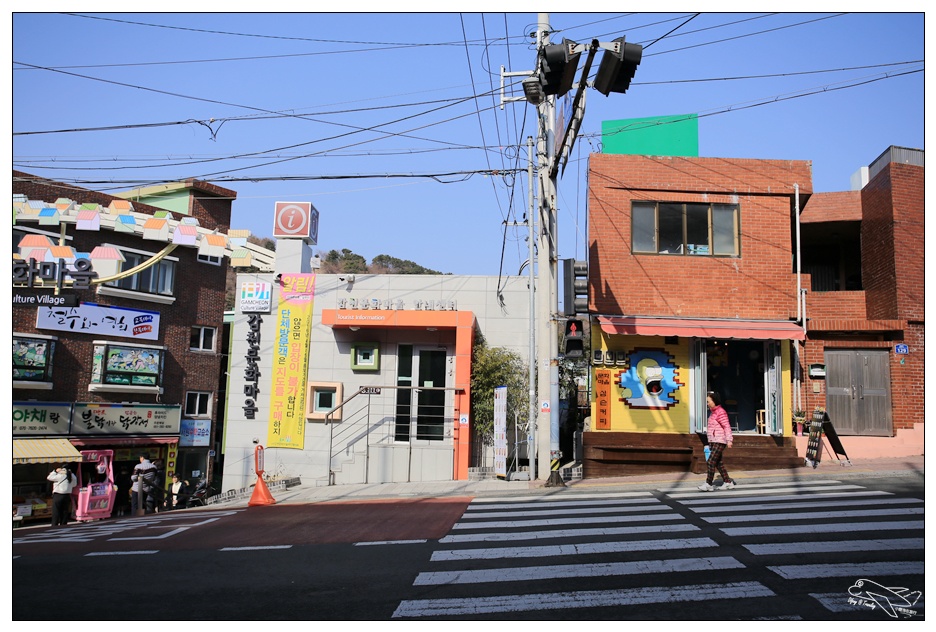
<box><xmin>222</xmin><ymin>250</ymin><xmax>535</xmax><ymax>492</ymax></box>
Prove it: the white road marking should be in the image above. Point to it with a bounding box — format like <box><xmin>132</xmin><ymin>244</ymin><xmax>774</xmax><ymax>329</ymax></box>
<box><xmin>86</xmin><ymin>550</ymin><xmax>159</xmax><ymax>556</ymax></box>
<box><xmin>466</xmin><ymin>497</ymin><xmax>660</xmax><ymax>511</ymax></box>
<box><xmin>722</xmin><ymin>520</ymin><xmax>924</xmax><ymax>537</ymax></box>
<box><xmin>691</xmin><ymin>497</ymin><xmax>920</xmax><ymax>513</ymax></box>
<box><xmin>703</xmin><ymin>507</ymin><xmax>923</xmax><ymax>524</ymax></box>
<box><xmin>745</xmin><ymin>538</ymin><xmax>924</xmax><ymax>555</ymax></box>
<box><xmin>414</xmin><ymin>556</ymin><xmax>745</xmax><ymax>585</ymax></box>
<box><xmin>768</xmin><ymin>560</ymin><xmax>923</xmax><ymax>580</ymax></box>
<box><xmin>219</xmin><ymin>545</ymin><xmax>293</xmax><ymax>551</ymax></box>
<box><xmin>430</xmin><ymin>537</ymin><xmax>717</xmax><ymax>561</ymax></box>
<box><xmin>353</xmin><ymin>539</ymin><xmax>427</xmax><ymax>546</ymax></box>
<box><xmin>462</xmin><ymin>504</ymin><xmax>669</xmax><ymax>519</ymax></box>
<box><xmin>392</xmin><ymin>581</ymin><xmax>775</xmax><ymax>618</ymax></box>
<box><xmin>440</xmin><ymin>522</ymin><xmax>699</xmax><ymax>544</ymax></box>
<box><xmin>681</xmin><ymin>491</ymin><xmax>891</xmax><ymax>507</ymax></box>
<box><xmin>452</xmin><ymin>512</ymin><xmax>684</xmax><ymax>530</ymax></box>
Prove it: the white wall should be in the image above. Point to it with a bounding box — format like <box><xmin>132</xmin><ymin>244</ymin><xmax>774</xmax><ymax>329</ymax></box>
<box><xmin>222</xmin><ymin>272</ymin><xmax>533</xmax><ymax>492</ymax></box>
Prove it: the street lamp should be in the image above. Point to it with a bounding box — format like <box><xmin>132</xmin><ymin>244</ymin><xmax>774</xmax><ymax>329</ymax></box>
<box><xmin>522</xmin><ymin>76</ymin><xmax>546</xmax><ymax>105</ymax></box>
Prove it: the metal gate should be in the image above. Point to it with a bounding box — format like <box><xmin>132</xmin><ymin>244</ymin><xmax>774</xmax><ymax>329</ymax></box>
<box><xmin>825</xmin><ymin>349</ymin><xmax>892</xmax><ymax>436</ymax></box>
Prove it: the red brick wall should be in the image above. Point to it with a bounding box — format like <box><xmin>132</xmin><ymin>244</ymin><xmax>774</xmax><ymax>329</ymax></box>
<box><xmin>800</xmin><ymin>191</ymin><xmax>862</xmax><ymax>222</ymax></box>
<box><xmin>889</xmin><ymin>163</ymin><xmax>925</xmax><ymax>322</ymax></box>
<box><xmin>588</xmin><ymin>154</ymin><xmax>812</xmax><ymax>319</ymax></box>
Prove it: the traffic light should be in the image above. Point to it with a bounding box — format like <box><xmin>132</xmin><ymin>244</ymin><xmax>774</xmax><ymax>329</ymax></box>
<box><xmin>540</xmin><ymin>39</ymin><xmax>581</xmax><ymax>97</ymax></box>
<box><xmin>594</xmin><ymin>36</ymin><xmax>643</xmax><ymax>96</ymax></box>
<box><xmin>563</xmin><ymin>318</ymin><xmax>584</xmax><ymax>358</ymax></box>
<box><xmin>562</xmin><ymin>258</ymin><xmax>589</xmax><ymax>316</ymax></box>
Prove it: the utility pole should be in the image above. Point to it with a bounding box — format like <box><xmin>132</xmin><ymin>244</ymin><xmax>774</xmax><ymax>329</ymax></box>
<box><xmin>533</xmin><ymin>13</ymin><xmax>560</xmax><ymax>483</ymax></box>
<box><xmin>502</xmin><ymin>14</ymin><xmax>643</xmax><ymax>482</ymax></box>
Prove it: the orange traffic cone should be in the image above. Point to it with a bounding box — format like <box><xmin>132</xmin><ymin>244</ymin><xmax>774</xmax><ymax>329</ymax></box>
<box><xmin>247</xmin><ymin>475</ymin><xmax>276</xmax><ymax>507</ymax></box>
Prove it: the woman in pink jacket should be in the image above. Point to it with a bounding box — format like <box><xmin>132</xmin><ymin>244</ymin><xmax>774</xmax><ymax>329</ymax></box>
<box><xmin>698</xmin><ymin>391</ymin><xmax>736</xmax><ymax>491</ymax></box>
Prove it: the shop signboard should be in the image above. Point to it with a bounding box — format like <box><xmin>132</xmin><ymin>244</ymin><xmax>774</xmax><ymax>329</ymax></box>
<box><xmin>239</xmin><ymin>281</ymin><xmax>272</xmax><ymax>313</ymax></box>
<box><xmin>36</xmin><ymin>302</ymin><xmax>160</xmax><ymax>341</ymax></box>
<box><xmin>13</xmin><ymin>402</ymin><xmax>73</xmax><ymax>436</ymax></box>
<box><xmin>73</xmin><ymin>403</ymin><xmax>181</xmax><ymax>435</ymax></box>
<box><xmin>179</xmin><ymin>418</ymin><xmax>211</xmax><ymax>447</ymax></box>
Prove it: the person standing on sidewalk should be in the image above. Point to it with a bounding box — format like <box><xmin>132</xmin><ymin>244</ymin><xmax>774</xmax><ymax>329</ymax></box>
<box><xmin>46</xmin><ymin>465</ymin><xmax>77</xmax><ymax>526</ymax></box>
<box><xmin>698</xmin><ymin>391</ymin><xmax>736</xmax><ymax>491</ymax></box>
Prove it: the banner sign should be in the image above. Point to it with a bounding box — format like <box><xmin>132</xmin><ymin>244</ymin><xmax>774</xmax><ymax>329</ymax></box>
<box><xmin>494</xmin><ymin>386</ymin><xmax>508</xmax><ymax>478</ymax></box>
<box><xmin>36</xmin><ymin>302</ymin><xmax>160</xmax><ymax>341</ymax></box>
<box><xmin>72</xmin><ymin>403</ymin><xmax>181</xmax><ymax>435</ymax></box>
<box><xmin>13</xmin><ymin>402</ymin><xmax>73</xmax><ymax>436</ymax></box>
<box><xmin>268</xmin><ymin>273</ymin><xmax>315</xmax><ymax>449</ymax></box>
<box><xmin>179</xmin><ymin>418</ymin><xmax>211</xmax><ymax>447</ymax></box>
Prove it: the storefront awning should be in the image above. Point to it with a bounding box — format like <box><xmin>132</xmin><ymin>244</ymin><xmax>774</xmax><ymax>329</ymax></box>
<box><xmin>597</xmin><ymin>316</ymin><xmax>806</xmax><ymax>340</ymax></box>
<box><xmin>13</xmin><ymin>438</ymin><xmax>84</xmax><ymax>464</ymax></box>
<box><xmin>69</xmin><ymin>436</ymin><xmax>178</xmax><ymax>447</ymax></box>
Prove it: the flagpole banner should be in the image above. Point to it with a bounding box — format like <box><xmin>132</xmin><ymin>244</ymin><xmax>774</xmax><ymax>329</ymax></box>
<box><xmin>268</xmin><ymin>273</ymin><xmax>315</xmax><ymax>449</ymax></box>
<box><xmin>494</xmin><ymin>386</ymin><xmax>508</xmax><ymax>479</ymax></box>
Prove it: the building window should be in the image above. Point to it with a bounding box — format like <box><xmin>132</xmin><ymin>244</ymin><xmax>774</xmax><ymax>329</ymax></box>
<box><xmin>305</xmin><ymin>382</ymin><xmax>344</xmax><ymax>421</ymax></box>
<box><xmin>197</xmin><ymin>253</ymin><xmax>222</xmax><ymax>266</ymax></box>
<box><xmin>632</xmin><ymin>201</ymin><xmax>740</xmax><ymax>256</ymax></box>
<box><xmin>90</xmin><ymin>342</ymin><xmax>164</xmax><ymax>388</ymax></box>
<box><xmin>185</xmin><ymin>391</ymin><xmax>212</xmax><ymax>417</ymax></box>
<box><xmin>13</xmin><ymin>334</ymin><xmax>56</xmax><ymax>382</ymax></box>
<box><xmin>190</xmin><ymin>326</ymin><xmax>216</xmax><ymax>352</ymax></box>
<box><xmin>107</xmin><ymin>250</ymin><xmax>176</xmax><ymax>296</ymax></box>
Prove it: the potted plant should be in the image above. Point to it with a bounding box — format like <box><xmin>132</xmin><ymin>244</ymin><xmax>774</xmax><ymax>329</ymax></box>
<box><xmin>792</xmin><ymin>410</ymin><xmax>807</xmax><ymax>436</ymax></box>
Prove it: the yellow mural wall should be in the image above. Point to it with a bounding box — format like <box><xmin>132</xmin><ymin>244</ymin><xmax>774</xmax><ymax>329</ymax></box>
<box><xmin>590</xmin><ymin>333</ymin><xmax>692</xmax><ymax>434</ymax></box>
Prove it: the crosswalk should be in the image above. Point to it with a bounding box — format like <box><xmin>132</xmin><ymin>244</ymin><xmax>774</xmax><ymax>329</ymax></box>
<box><xmin>393</xmin><ymin>481</ymin><xmax>924</xmax><ymax>619</ymax></box>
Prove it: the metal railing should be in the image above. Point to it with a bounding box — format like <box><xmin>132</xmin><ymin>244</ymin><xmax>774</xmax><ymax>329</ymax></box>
<box><xmin>324</xmin><ymin>386</ymin><xmax>464</xmax><ymax>486</ymax></box>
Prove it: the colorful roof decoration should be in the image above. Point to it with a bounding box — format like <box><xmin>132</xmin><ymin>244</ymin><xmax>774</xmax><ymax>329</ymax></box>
<box><xmin>13</xmin><ymin>194</ymin><xmax>275</xmax><ymax>273</ymax></box>
<box><xmin>107</xmin><ymin>199</ymin><xmax>134</xmax><ymax>214</ymax></box>
<box><xmin>114</xmin><ymin>214</ymin><xmax>138</xmax><ymax>232</ymax></box>
<box><xmin>76</xmin><ymin>209</ymin><xmax>102</xmax><ymax>231</ymax></box>
<box><xmin>38</xmin><ymin>208</ymin><xmax>61</xmax><ymax>225</ymax></box>
<box><xmin>171</xmin><ymin>224</ymin><xmax>198</xmax><ymax>246</ymax></box>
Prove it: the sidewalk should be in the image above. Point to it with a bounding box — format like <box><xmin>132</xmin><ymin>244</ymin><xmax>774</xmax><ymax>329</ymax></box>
<box><xmin>224</xmin><ymin>454</ymin><xmax>924</xmax><ymax>508</ymax></box>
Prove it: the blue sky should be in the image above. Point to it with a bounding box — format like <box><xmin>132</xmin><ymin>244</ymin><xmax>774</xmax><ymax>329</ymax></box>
<box><xmin>11</xmin><ymin>10</ymin><xmax>925</xmax><ymax>276</ymax></box>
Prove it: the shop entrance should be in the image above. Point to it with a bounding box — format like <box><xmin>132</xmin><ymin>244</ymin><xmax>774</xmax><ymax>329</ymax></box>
<box><xmin>705</xmin><ymin>340</ymin><xmax>770</xmax><ymax>433</ymax></box>
<box><xmin>394</xmin><ymin>345</ymin><xmax>451</xmax><ymax>442</ymax></box>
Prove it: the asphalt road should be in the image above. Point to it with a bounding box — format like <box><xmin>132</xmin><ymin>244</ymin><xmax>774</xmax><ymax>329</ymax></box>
<box><xmin>13</xmin><ymin>475</ymin><xmax>924</xmax><ymax>621</ymax></box>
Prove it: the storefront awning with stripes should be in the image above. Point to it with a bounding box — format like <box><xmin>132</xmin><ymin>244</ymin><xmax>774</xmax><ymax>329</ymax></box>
<box><xmin>597</xmin><ymin>316</ymin><xmax>806</xmax><ymax>340</ymax></box>
<box><xmin>13</xmin><ymin>438</ymin><xmax>84</xmax><ymax>464</ymax></box>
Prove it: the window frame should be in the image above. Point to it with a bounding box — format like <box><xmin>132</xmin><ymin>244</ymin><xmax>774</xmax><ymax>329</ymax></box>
<box><xmin>102</xmin><ymin>244</ymin><xmax>179</xmax><ymax>297</ymax></box>
<box><xmin>88</xmin><ymin>340</ymin><xmax>165</xmax><ymax>394</ymax></box>
<box><xmin>632</xmin><ymin>201</ymin><xmax>740</xmax><ymax>257</ymax></box>
<box><xmin>13</xmin><ymin>332</ymin><xmax>57</xmax><ymax>386</ymax></box>
<box><xmin>190</xmin><ymin>326</ymin><xmax>216</xmax><ymax>352</ymax></box>
<box><xmin>184</xmin><ymin>391</ymin><xmax>213</xmax><ymax>418</ymax></box>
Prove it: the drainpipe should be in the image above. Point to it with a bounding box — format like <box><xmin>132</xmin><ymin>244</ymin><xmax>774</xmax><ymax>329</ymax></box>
<box><xmin>794</xmin><ymin>183</ymin><xmax>804</xmax><ymax>413</ymax></box>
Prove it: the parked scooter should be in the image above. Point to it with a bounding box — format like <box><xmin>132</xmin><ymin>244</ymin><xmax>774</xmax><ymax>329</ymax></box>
<box><xmin>185</xmin><ymin>479</ymin><xmax>216</xmax><ymax>507</ymax></box>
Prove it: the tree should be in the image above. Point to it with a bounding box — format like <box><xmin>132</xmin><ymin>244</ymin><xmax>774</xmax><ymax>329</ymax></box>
<box><xmin>470</xmin><ymin>335</ymin><xmax>530</xmax><ymax>467</ymax></box>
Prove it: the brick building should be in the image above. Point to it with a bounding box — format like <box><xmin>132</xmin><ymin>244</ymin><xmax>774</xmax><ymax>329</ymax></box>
<box><xmin>580</xmin><ymin>146</ymin><xmax>923</xmax><ymax>477</ymax></box>
<box><xmin>797</xmin><ymin>146</ymin><xmax>924</xmax><ymax>456</ymax></box>
<box><xmin>12</xmin><ymin>171</ymin><xmax>238</xmax><ymax>519</ymax></box>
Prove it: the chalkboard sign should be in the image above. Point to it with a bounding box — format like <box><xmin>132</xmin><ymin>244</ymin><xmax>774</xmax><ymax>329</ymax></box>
<box><xmin>804</xmin><ymin>408</ymin><xmax>851</xmax><ymax>468</ymax></box>
<box><xmin>804</xmin><ymin>408</ymin><xmax>826</xmax><ymax>468</ymax></box>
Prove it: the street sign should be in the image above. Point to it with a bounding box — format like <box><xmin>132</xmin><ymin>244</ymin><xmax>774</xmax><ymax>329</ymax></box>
<box><xmin>895</xmin><ymin>344</ymin><xmax>909</xmax><ymax>354</ymax></box>
<box><xmin>360</xmin><ymin>387</ymin><xmax>381</xmax><ymax>395</ymax></box>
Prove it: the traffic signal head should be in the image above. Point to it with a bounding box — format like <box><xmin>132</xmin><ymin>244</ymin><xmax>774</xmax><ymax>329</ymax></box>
<box><xmin>563</xmin><ymin>318</ymin><xmax>584</xmax><ymax>358</ymax></box>
<box><xmin>594</xmin><ymin>36</ymin><xmax>643</xmax><ymax>96</ymax></box>
<box><xmin>562</xmin><ymin>258</ymin><xmax>589</xmax><ymax>316</ymax></box>
<box><xmin>540</xmin><ymin>39</ymin><xmax>581</xmax><ymax>97</ymax></box>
